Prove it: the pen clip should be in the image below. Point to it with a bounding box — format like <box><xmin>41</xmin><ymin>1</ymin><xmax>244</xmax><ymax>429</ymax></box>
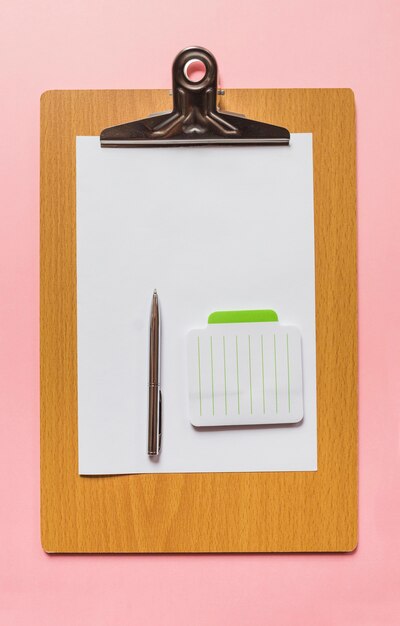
<box><xmin>158</xmin><ymin>390</ymin><xmax>162</xmax><ymax>453</ymax></box>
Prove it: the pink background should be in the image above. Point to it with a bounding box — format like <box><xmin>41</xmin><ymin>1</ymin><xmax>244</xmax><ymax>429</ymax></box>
<box><xmin>1</xmin><ymin>0</ymin><xmax>400</xmax><ymax>624</ymax></box>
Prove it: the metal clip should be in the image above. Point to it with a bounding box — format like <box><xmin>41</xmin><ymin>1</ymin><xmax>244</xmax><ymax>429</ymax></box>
<box><xmin>100</xmin><ymin>47</ymin><xmax>290</xmax><ymax>147</ymax></box>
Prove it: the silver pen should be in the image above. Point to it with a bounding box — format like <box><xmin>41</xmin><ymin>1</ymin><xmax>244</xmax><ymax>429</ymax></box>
<box><xmin>148</xmin><ymin>289</ymin><xmax>162</xmax><ymax>456</ymax></box>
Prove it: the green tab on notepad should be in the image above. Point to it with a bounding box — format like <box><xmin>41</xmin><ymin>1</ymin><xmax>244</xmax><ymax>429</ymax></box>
<box><xmin>188</xmin><ymin>310</ymin><xmax>303</xmax><ymax>428</ymax></box>
<box><xmin>208</xmin><ymin>310</ymin><xmax>279</xmax><ymax>324</ymax></box>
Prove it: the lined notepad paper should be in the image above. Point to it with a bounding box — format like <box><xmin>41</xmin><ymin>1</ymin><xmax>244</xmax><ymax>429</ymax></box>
<box><xmin>188</xmin><ymin>323</ymin><xmax>303</xmax><ymax>426</ymax></box>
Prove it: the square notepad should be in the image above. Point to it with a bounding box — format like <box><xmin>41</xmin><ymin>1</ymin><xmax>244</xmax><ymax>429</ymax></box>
<box><xmin>188</xmin><ymin>321</ymin><xmax>303</xmax><ymax>427</ymax></box>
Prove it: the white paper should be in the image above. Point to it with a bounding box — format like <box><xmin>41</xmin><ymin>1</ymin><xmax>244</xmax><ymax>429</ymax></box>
<box><xmin>76</xmin><ymin>134</ymin><xmax>317</xmax><ymax>474</ymax></box>
<box><xmin>188</xmin><ymin>323</ymin><xmax>303</xmax><ymax>426</ymax></box>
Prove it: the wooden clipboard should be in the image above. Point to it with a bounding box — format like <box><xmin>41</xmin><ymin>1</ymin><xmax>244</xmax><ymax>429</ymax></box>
<box><xmin>40</xmin><ymin>86</ymin><xmax>357</xmax><ymax>553</ymax></box>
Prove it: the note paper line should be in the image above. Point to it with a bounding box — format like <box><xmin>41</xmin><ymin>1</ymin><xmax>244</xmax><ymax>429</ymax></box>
<box><xmin>287</xmin><ymin>333</ymin><xmax>291</xmax><ymax>413</ymax></box>
<box><xmin>236</xmin><ymin>336</ymin><xmax>240</xmax><ymax>415</ymax></box>
<box><xmin>248</xmin><ymin>335</ymin><xmax>253</xmax><ymax>414</ymax></box>
<box><xmin>274</xmin><ymin>334</ymin><xmax>278</xmax><ymax>413</ymax></box>
<box><xmin>223</xmin><ymin>336</ymin><xmax>227</xmax><ymax>415</ymax></box>
<box><xmin>197</xmin><ymin>336</ymin><xmax>202</xmax><ymax>416</ymax></box>
<box><xmin>261</xmin><ymin>335</ymin><xmax>266</xmax><ymax>413</ymax></box>
<box><xmin>210</xmin><ymin>336</ymin><xmax>215</xmax><ymax>416</ymax></box>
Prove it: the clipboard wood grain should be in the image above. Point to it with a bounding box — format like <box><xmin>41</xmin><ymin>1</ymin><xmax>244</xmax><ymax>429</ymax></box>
<box><xmin>40</xmin><ymin>88</ymin><xmax>357</xmax><ymax>553</ymax></box>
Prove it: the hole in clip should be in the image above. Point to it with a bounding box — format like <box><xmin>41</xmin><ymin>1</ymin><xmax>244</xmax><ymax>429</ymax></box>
<box><xmin>183</xmin><ymin>59</ymin><xmax>207</xmax><ymax>83</ymax></box>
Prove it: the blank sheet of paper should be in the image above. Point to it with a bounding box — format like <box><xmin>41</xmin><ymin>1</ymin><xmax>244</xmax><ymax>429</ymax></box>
<box><xmin>188</xmin><ymin>323</ymin><xmax>303</xmax><ymax>427</ymax></box>
<box><xmin>76</xmin><ymin>134</ymin><xmax>317</xmax><ymax>474</ymax></box>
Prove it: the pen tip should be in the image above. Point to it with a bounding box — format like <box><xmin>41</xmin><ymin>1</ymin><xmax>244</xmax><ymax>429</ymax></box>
<box><xmin>153</xmin><ymin>289</ymin><xmax>157</xmax><ymax>295</ymax></box>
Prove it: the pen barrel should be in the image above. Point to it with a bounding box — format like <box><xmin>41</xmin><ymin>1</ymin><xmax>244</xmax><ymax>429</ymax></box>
<box><xmin>148</xmin><ymin>292</ymin><xmax>161</xmax><ymax>456</ymax></box>
<box><xmin>148</xmin><ymin>326</ymin><xmax>159</xmax><ymax>385</ymax></box>
<box><xmin>148</xmin><ymin>295</ymin><xmax>160</xmax><ymax>385</ymax></box>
